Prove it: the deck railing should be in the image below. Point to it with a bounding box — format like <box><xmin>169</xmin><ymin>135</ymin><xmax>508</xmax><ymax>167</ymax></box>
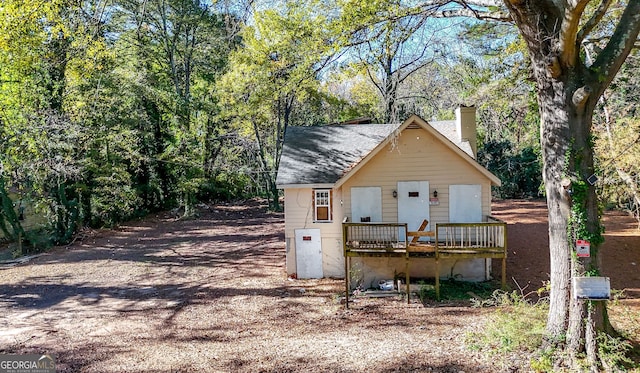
<box><xmin>343</xmin><ymin>222</ymin><xmax>408</xmax><ymax>251</ymax></box>
<box><xmin>343</xmin><ymin>219</ymin><xmax>507</xmax><ymax>253</ymax></box>
<box><xmin>435</xmin><ymin>221</ymin><xmax>507</xmax><ymax>254</ymax></box>
<box><xmin>342</xmin><ymin>217</ymin><xmax>508</xmax><ymax>307</ymax></box>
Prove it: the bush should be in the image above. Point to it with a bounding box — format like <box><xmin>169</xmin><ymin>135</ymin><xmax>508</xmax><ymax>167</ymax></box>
<box><xmin>418</xmin><ymin>278</ymin><xmax>497</xmax><ymax>302</ymax></box>
<box><xmin>197</xmin><ymin>172</ymin><xmax>253</xmax><ymax>202</ymax></box>
<box><xmin>90</xmin><ymin>168</ymin><xmax>141</xmax><ymax>227</ymax></box>
<box><xmin>478</xmin><ymin>140</ymin><xmax>542</xmax><ymax>199</ymax></box>
<box><xmin>465</xmin><ymin>290</ymin><xmax>549</xmax><ymax>371</ymax></box>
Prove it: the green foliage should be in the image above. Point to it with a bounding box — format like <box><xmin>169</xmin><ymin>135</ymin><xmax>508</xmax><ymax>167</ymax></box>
<box><xmin>466</xmin><ymin>288</ymin><xmax>639</xmax><ymax>372</ymax></box>
<box><xmin>197</xmin><ymin>172</ymin><xmax>253</xmax><ymax>201</ymax></box>
<box><xmin>0</xmin><ymin>0</ymin><xmax>245</xmax><ymax>249</ymax></box>
<box><xmin>465</xmin><ymin>290</ymin><xmax>574</xmax><ymax>372</ymax></box>
<box><xmin>465</xmin><ymin>291</ymin><xmax>548</xmax><ymax>355</ymax></box>
<box><xmin>529</xmin><ymin>347</ymin><xmax>556</xmax><ymax>373</ymax></box>
<box><xmin>216</xmin><ymin>1</ymin><xmax>339</xmax><ymax>208</ymax></box>
<box><xmin>594</xmin><ymin>116</ymin><xmax>640</xmax><ymax>221</ymax></box>
<box><xmin>568</xmin><ymin>178</ymin><xmax>605</xmax><ymax>248</ymax></box>
<box><xmin>0</xmin><ymin>178</ymin><xmax>25</xmax><ymax>242</ymax></box>
<box><xmin>90</xmin><ymin>167</ymin><xmax>141</xmax><ymax>227</ymax></box>
<box><xmin>478</xmin><ymin>140</ymin><xmax>542</xmax><ymax>198</ymax></box>
<box><xmin>597</xmin><ymin>332</ymin><xmax>635</xmax><ymax>371</ymax></box>
<box><xmin>0</xmin><ymin>0</ymin><xmax>637</xmax><ymax>259</ymax></box>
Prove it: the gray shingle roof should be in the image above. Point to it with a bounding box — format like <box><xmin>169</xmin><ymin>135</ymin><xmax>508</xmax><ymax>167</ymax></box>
<box><xmin>276</xmin><ymin>123</ymin><xmax>398</xmax><ymax>186</ymax></box>
<box><xmin>430</xmin><ymin>120</ymin><xmax>474</xmax><ymax>156</ymax></box>
<box><xmin>275</xmin><ymin>119</ymin><xmax>474</xmax><ymax>187</ymax></box>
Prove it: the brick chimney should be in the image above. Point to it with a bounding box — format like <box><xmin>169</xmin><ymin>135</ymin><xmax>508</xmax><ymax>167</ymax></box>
<box><xmin>455</xmin><ymin>105</ymin><xmax>477</xmax><ymax>158</ymax></box>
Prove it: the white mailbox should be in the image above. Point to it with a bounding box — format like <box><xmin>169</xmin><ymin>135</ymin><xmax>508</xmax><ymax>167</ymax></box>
<box><xmin>572</xmin><ymin>277</ymin><xmax>610</xmax><ymax>300</ymax></box>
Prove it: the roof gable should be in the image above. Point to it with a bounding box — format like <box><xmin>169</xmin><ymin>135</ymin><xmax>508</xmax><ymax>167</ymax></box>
<box><xmin>276</xmin><ymin>115</ymin><xmax>501</xmax><ymax>188</ymax></box>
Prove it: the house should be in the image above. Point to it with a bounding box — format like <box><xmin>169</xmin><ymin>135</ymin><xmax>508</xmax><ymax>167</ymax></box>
<box><xmin>275</xmin><ymin>106</ymin><xmax>504</xmax><ymax>291</ymax></box>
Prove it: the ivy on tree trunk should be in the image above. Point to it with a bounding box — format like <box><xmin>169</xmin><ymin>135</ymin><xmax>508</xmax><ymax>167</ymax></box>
<box><xmin>499</xmin><ymin>0</ymin><xmax>640</xmax><ymax>368</ymax></box>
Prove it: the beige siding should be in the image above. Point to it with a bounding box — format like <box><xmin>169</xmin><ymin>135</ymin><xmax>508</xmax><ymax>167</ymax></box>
<box><xmin>283</xmin><ymin>126</ymin><xmax>497</xmax><ymax>281</ymax></box>
<box><xmin>342</xmin><ymin>127</ymin><xmax>492</xmax><ymax>224</ymax></box>
<box><xmin>342</xmin><ymin>127</ymin><xmax>494</xmax><ymax>283</ymax></box>
<box><xmin>283</xmin><ymin>187</ymin><xmax>344</xmax><ymax>277</ymax></box>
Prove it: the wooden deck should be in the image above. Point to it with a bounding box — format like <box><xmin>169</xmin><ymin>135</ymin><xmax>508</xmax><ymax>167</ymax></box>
<box><xmin>343</xmin><ymin>219</ymin><xmax>507</xmax><ymax>308</ymax></box>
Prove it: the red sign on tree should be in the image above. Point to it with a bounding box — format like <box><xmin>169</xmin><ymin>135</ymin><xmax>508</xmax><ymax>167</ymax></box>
<box><xmin>576</xmin><ymin>240</ymin><xmax>591</xmax><ymax>258</ymax></box>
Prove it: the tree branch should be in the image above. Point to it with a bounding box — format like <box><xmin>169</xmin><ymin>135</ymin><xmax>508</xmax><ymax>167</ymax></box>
<box><xmin>572</xmin><ymin>85</ymin><xmax>591</xmax><ymax>111</ymax></box>
<box><xmin>434</xmin><ymin>8</ymin><xmax>511</xmax><ymax>21</ymax></box>
<box><xmin>576</xmin><ymin>0</ymin><xmax>614</xmax><ymax>45</ymax></box>
<box><xmin>591</xmin><ymin>1</ymin><xmax>640</xmax><ymax>99</ymax></box>
<box><xmin>558</xmin><ymin>0</ymin><xmax>590</xmax><ymax>67</ymax></box>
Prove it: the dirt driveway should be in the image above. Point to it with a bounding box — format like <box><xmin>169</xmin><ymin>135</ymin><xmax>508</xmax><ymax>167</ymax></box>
<box><xmin>0</xmin><ymin>199</ymin><xmax>638</xmax><ymax>372</ymax></box>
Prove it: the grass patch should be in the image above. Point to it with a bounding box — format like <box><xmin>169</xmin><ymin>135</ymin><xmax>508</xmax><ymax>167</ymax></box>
<box><xmin>465</xmin><ymin>291</ymin><xmax>640</xmax><ymax>372</ymax></box>
<box><xmin>466</xmin><ymin>291</ymin><xmax>547</xmax><ymax>353</ymax></box>
<box><xmin>465</xmin><ymin>290</ymin><xmax>548</xmax><ymax>370</ymax></box>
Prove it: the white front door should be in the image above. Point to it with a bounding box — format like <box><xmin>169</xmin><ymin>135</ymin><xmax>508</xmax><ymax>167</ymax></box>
<box><xmin>449</xmin><ymin>185</ymin><xmax>482</xmax><ymax>222</ymax></box>
<box><xmin>397</xmin><ymin>181</ymin><xmax>430</xmax><ymax>241</ymax></box>
<box><xmin>351</xmin><ymin>187</ymin><xmax>382</xmax><ymax>222</ymax></box>
<box><xmin>295</xmin><ymin>229</ymin><xmax>323</xmax><ymax>278</ymax></box>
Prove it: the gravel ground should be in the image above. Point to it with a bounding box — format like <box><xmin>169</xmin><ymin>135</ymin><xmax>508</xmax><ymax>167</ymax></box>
<box><xmin>0</xmin><ymin>199</ymin><xmax>638</xmax><ymax>372</ymax></box>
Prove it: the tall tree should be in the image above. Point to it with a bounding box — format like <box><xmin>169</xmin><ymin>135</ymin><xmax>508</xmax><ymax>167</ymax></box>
<box><xmin>217</xmin><ymin>1</ymin><xmax>336</xmax><ymax>209</ymax></box>
<box><xmin>0</xmin><ymin>0</ymin><xmax>97</xmax><ymax>245</ymax></box>
<box><xmin>344</xmin><ymin>7</ymin><xmax>442</xmax><ymax>122</ymax></box>
<box><xmin>435</xmin><ymin>0</ymin><xmax>640</xmax><ymax>369</ymax></box>
<box><xmin>592</xmin><ymin>50</ymin><xmax>640</xmax><ymax>224</ymax></box>
<box><xmin>115</xmin><ymin>0</ymin><xmax>234</xmax><ymax>216</ymax></box>
<box><xmin>336</xmin><ymin>0</ymin><xmax>640</xmax><ymax>368</ymax></box>
<box><xmin>501</xmin><ymin>2</ymin><xmax>639</xmax><ymax>367</ymax></box>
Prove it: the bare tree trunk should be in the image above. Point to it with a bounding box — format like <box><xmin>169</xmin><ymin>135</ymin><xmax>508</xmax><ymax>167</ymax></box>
<box><xmin>533</xmin><ymin>55</ymin><xmax>609</xmax><ymax>369</ymax></box>
<box><xmin>250</xmin><ymin>119</ymin><xmax>278</xmax><ymax>209</ymax></box>
<box><xmin>498</xmin><ymin>2</ymin><xmax>640</xmax><ymax>368</ymax></box>
<box><xmin>538</xmin><ymin>87</ymin><xmax>572</xmax><ymax>339</ymax></box>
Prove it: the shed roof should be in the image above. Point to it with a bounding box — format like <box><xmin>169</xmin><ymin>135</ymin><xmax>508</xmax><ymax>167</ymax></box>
<box><xmin>276</xmin><ymin>115</ymin><xmax>499</xmax><ymax>188</ymax></box>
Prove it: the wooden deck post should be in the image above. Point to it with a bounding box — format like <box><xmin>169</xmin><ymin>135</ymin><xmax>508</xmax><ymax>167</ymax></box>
<box><xmin>344</xmin><ymin>222</ymin><xmax>349</xmax><ymax>308</ymax></box>
<box><xmin>345</xmin><ymin>255</ymin><xmax>350</xmax><ymax>309</ymax></box>
<box><xmin>501</xmin><ymin>257</ymin><xmax>507</xmax><ymax>290</ymax></box>
<box><xmin>435</xmin><ymin>226</ymin><xmax>440</xmax><ymax>300</ymax></box>
<box><xmin>435</xmin><ymin>259</ymin><xmax>440</xmax><ymax>300</ymax></box>
<box><xmin>405</xmin><ymin>256</ymin><xmax>410</xmax><ymax>304</ymax></box>
<box><xmin>501</xmin><ymin>223</ymin><xmax>507</xmax><ymax>290</ymax></box>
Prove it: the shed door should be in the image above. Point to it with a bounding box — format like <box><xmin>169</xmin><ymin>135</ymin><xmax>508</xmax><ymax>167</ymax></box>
<box><xmin>397</xmin><ymin>181</ymin><xmax>430</xmax><ymax>241</ymax></box>
<box><xmin>449</xmin><ymin>185</ymin><xmax>482</xmax><ymax>222</ymax></box>
<box><xmin>351</xmin><ymin>187</ymin><xmax>382</xmax><ymax>222</ymax></box>
<box><xmin>295</xmin><ymin>229</ymin><xmax>323</xmax><ymax>278</ymax></box>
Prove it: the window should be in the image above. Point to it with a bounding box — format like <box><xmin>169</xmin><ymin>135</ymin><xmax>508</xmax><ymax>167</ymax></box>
<box><xmin>313</xmin><ymin>189</ymin><xmax>332</xmax><ymax>222</ymax></box>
